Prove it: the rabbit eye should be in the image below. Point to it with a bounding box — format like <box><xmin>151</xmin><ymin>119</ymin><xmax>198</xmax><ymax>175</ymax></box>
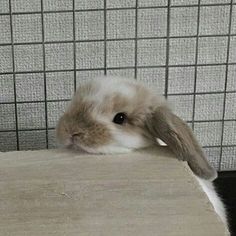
<box><xmin>113</xmin><ymin>112</ymin><xmax>127</xmax><ymax>125</ymax></box>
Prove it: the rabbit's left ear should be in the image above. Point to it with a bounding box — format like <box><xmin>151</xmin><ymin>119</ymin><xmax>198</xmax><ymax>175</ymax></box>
<box><xmin>145</xmin><ymin>106</ymin><xmax>217</xmax><ymax>180</ymax></box>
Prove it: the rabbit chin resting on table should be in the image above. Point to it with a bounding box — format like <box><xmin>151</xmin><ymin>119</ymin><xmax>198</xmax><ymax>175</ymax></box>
<box><xmin>56</xmin><ymin>76</ymin><xmax>228</xmax><ymax>227</ymax></box>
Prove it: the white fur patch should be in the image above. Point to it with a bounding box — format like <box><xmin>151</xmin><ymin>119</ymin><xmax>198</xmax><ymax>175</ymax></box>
<box><xmin>87</xmin><ymin>76</ymin><xmax>136</xmax><ymax>106</ymax></box>
<box><xmin>195</xmin><ymin>176</ymin><xmax>228</xmax><ymax>227</ymax></box>
<box><xmin>77</xmin><ymin>142</ymin><xmax>133</xmax><ymax>154</ymax></box>
<box><xmin>110</xmin><ymin>128</ymin><xmax>152</xmax><ymax>150</ymax></box>
<box><xmin>156</xmin><ymin>138</ymin><xmax>167</xmax><ymax>146</ymax></box>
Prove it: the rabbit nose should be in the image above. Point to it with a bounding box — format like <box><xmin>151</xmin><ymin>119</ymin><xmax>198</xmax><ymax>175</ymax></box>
<box><xmin>71</xmin><ymin>132</ymin><xmax>79</xmax><ymax>137</ymax></box>
<box><xmin>71</xmin><ymin>132</ymin><xmax>83</xmax><ymax>140</ymax></box>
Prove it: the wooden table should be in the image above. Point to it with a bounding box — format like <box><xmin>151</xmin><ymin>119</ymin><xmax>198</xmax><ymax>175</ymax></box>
<box><xmin>0</xmin><ymin>147</ymin><xmax>229</xmax><ymax>236</ymax></box>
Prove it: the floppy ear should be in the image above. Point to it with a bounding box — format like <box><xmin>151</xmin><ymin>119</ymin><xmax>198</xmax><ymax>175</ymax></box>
<box><xmin>145</xmin><ymin>106</ymin><xmax>217</xmax><ymax>180</ymax></box>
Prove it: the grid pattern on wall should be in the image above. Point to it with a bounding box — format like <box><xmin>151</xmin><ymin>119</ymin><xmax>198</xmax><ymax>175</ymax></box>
<box><xmin>0</xmin><ymin>0</ymin><xmax>236</xmax><ymax>171</ymax></box>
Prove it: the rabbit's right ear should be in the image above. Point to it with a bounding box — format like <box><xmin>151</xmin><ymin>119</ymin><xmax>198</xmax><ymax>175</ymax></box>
<box><xmin>145</xmin><ymin>106</ymin><xmax>217</xmax><ymax>180</ymax></box>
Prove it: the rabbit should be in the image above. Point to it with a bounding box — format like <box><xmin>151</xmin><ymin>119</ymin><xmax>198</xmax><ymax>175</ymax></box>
<box><xmin>56</xmin><ymin>76</ymin><xmax>228</xmax><ymax>227</ymax></box>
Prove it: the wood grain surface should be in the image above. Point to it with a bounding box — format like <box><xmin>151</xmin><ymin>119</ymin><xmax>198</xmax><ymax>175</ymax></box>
<box><xmin>0</xmin><ymin>147</ymin><xmax>229</xmax><ymax>236</ymax></box>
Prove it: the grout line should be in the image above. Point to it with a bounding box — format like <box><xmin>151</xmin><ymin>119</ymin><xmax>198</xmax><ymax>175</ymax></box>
<box><xmin>104</xmin><ymin>0</ymin><xmax>107</xmax><ymax>75</ymax></box>
<box><xmin>134</xmin><ymin>0</ymin><xmax>138</xmax><ymax>79</ymax></box>
<box><xmin>72</xmin><ymin>0</ymin><xmax>77</xmax><ymax>91</ymax></box>
<box><xmin>40</xmin><ymin>0</ymin><xmax>49</xmax><ymax>149</ymax></box>
<box><xmin>187</xmin><ymin>119</ymin><xmax>236</xmax><ymax>123</ymax></box>
<box><xmin>165</xmin><ymin>0</ymin><xmax>171</xmax><ymax>97</ymax></box>
<box><xmin>1</xmin><ymin>91</ymin><xmax>236</xmax><ymax>105</ymax></box>
<box><xmin>0</xmin><ymin>2</ymin><xmax>236</xmax><ymax>16</ymax></box>
<box><xmin>0</xmin><ymin>128</ymin><xmax>55</xmax><ymax>132</ymax></box>
<box><xmin>218</xmin><ymin>0</ymin><xmax>234</xmax><ymax>171</ymax></box>
<box><xmin>192</xmin><ymin>0</ymin><xmax>201</xmax><ymax>131</ymax></box>
<box><xmin>1</xmin><ymin>63</ymin><xmax>236</xmax><ymax>75</ymax></box>
<box><xmin>1</xmin><ymin>34</ymin><xmax>235</xmax><ymax>47</ymax></box>
<box><xmin>167</xmin><ymin>90</ymin><xmax>236</xmax><ymax>96</ymax></box>
<box><xmin>0</xmin><ymin>99</ymin><xmax>71</xmax><ymax>105</ymax></box>
<box><xmin>203</xmin><ymin>144</ymin><xmax>236</xmax><ymax>149</ymax></box>
<box><xmin>8</xmin><ymin>0</ymin><xmax>19</xmax><ymax>150</ymax></box>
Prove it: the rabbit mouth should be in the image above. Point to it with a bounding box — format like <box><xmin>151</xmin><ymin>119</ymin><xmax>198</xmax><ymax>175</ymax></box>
<box><xmin>65</xmin><ymin>142</ymin><xmax>88</xmax><ymax>153</ymax></box>
<box><xmin>65</xmin><ymin>137</ymin><xmax>100</xmax><ymax>154</ymax></box>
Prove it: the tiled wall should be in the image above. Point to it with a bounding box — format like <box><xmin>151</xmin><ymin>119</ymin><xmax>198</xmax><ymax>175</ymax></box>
<box><xmin>0</xmin><ymin>0</ymin><xmax>236</xmax><ymax>171</ymax></box>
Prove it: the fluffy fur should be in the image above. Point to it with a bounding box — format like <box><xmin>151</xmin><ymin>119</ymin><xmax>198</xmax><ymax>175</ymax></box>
<box><xmin>56</xmin><ymin>77</ymin><xmax>159</xmax><ymax>153</ymax></box>
<box><xmin>56</xmin><ymin>76</ymin><xmax>227</xmax><ymax>227</ymax></box>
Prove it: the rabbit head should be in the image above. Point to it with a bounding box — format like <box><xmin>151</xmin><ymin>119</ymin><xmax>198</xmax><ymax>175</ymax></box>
<box><xmin>56</xmin><ymin>76</ymin><xmax>217</xmax><ymax>180</ymax></box>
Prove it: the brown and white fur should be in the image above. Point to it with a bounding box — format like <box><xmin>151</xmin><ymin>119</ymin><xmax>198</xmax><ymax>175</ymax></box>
<box><xmin>56</xmin><ymin>76</ymin><xmax>227</xmax><ymax>227</ymax></box>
